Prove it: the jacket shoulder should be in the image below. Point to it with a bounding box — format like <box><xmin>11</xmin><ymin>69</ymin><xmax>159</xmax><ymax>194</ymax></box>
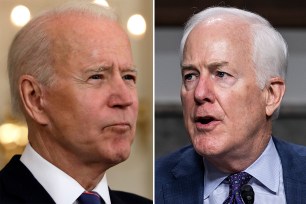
<box><xmin>273</xmin><ymin>137</ymin><xmax>306</xmax><ymax>157</ymax></box>
<box><xmin>156</xmin><ymin>145</ymin><xmax>194</xmax><ymax>173</ymax></box>
<box><xmin>110</xmin><ymin>190</ymin><xmax>152</xmax><ymax>204</ymax></box>
<box><xmin>0</xmin><ymin>155</ymin><xmax>55</xmax><ymax>203</ymax></box>
<box><xmin>155</xmin><ymin>145</ymin><xmax>203</xmax><ymax>184</ymax></box>
<box><xmin>155</xmin><ymin>146</ymin><xmax>204</xmax><ymax>204</ymax></box>
<box><xmin>273</xmin><ymin>137</ymin><xmax>306</xmax><ymax>178</ymax></box>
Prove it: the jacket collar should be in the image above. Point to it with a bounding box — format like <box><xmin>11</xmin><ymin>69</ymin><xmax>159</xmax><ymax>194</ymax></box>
<box><xmin>164</xmin><ymin>146</ymin><xmax>204</xmax><ymax>204</ymax></box>
<box><xmin>1</xmin><ymin>155</ymin><xmax>55</xmax><ymax>203</ymax></box>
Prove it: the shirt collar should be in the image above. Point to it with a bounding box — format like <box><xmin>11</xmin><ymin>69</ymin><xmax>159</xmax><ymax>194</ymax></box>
<box><xmin>203</xmin><ymin>158</ymin><xmax>228</xmax><ymax>199</ymax></box>
<box><xmin>245</xmin><ymin>137</ymin><xmax>281</xmax><ymax>194</ymax></box>
<box><xmin>20</xmin><ymin>144</ymin><xmax>111</xmax><ymax>204</ymax></box>
<box><xmin>203</xmin><ymin>137</ymin><xmax>281</xmax><ymax>199</ymax></box>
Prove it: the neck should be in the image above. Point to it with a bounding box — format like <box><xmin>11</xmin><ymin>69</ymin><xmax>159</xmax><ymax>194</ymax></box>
<box><xmin>206</xmin><ymin>130</ymin><xmax>272</xmax><ymax>173</ymax></box>
<box><xmin>29</xmin><ymin>130</ymin><xmax>107</xmax><ymax>190</ymax></box>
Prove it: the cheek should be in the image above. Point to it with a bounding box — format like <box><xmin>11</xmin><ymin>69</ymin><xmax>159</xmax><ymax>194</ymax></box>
<box><xmin>223</xmin><ymin>86</ymin><xmax>265</xmax><ymax>126</ymax></box>
<box><xmin>181</xmin><ymin>91</ymin><xmax>190</xmax><ymax>116</ymax></box>
<box><xmin>181</xmin><ymin>88</ymin><xmax>193</xmax><ymax>109</ymax></box>
<box><xmin>181</xmin><ymin>90</ymin><xmax>196</xmax><ymax>135</ymax></box>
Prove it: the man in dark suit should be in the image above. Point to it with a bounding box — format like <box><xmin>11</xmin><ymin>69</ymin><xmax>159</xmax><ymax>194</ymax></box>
<box><xmin>0</xmin><ymin>1</ymin><xmax>151</xmax><ymax>203</ymax></box>
<box><xmin>156</xmin><ymin>7</ymin><xmax>306</xmax><ymax>204</ymax></box>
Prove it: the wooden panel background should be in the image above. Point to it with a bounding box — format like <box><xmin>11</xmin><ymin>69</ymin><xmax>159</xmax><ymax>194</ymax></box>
<box><xmin>156</xmin><ymin>0</ymin><xmax>306</xmax><ymax>27</ymax></box>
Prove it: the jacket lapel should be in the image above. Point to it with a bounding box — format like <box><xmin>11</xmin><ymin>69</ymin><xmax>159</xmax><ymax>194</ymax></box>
<box><xmin>273</xmin><ymin>137</ymin><xmax>306</xmax><ymax>204</ymax></box>
<box><xmin>0</xmin><ymin>155</ymin><xmax>55</xmax><ymax>203</ymax></box>
<box><xmin>162</xmin><ymin>148</ymin><xmax>204</xmax><ymax>204</ymax></box>
<box><xmin>109</xmin><ymin>189</ymin><xmax>125</xmax><ymax>204</ymax></box>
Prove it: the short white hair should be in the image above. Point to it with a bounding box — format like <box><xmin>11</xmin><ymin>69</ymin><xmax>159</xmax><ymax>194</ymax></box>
<box><xmin>180</xmin><ymin>7</ymin><xmax>288</xmax><ymax>119</ymax></box>
<box><xmin>8</xmin><ymin>1</ymin><xmax>118</xmax><ymax>118</ymax></box>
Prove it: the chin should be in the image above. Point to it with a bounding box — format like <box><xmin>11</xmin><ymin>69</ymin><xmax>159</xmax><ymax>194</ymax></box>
<box><xmin>191</xmin><ymin>135</ymin><xmax>223</xmax><ymax>157</ymax></box>
<box><xmin>106</xmin><ymin>142</ymin><xmax>132</xmax><ymax>165</ymax></box>
<box><xmin>100</xmin><ymin>131</ymin><xmax>135</xmax><ymax>164</ymax></box>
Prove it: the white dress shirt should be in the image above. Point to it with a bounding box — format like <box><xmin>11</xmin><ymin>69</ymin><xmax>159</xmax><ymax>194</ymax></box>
<box><xmin>20</xmin><ymin>144</ymin><xmax>111</xmax><ymax>204</ymax></box>
<box><xmin>203</xmin><ymin>137</ymin><xmax>286</xmax><ymax>204</ymax></box>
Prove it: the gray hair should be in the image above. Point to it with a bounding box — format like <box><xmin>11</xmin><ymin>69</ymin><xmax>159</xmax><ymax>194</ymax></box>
<box><xmin>8</xmin><ymin>1</ymin><xmax>118</xmax><ymax>118</ymax></box>
<box><xmin>180</xmin><ymin>7</ymin><xmax>288</xmax><ymax>119</ymax></box>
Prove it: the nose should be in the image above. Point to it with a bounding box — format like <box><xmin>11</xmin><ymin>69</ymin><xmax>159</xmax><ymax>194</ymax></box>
<box><xmin>194</xmin><ymin>75</ymin><xmax>215</xmax><ymax>104</ymax></box>
<box><xmin>108</xmin><ymin>76</ymin><xmax>135</xmax><ymax>109</ymax></box>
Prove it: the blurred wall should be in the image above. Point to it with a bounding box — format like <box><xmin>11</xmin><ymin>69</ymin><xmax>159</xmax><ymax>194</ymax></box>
<box><xmin>0</xmin><ymin>0</ymin><xmax>153</xmax><ymax>199</ymax></box>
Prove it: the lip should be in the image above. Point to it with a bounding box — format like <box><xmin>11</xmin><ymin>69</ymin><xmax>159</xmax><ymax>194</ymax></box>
<box><xmin>194</xmin><ymin>115</ymin><xmax>221</xmax><ymax>131</ymax></box>
<box><xmin>105</xmin><ymin>122</ymin><xmax>131</xmax><ymax>128</ymax></box>
<box><xmin>103</xmin><ymin>122</ymin><xmax>131</xmax><ymax>130</ymax></box>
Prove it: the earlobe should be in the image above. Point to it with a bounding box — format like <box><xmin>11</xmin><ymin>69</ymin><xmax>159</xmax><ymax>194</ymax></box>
<box><xmin>265</xmin><ymin>77</ymin><xmax>285</xmax><ymax>117</ymax></box>
<box><xmin>19</xmin><ymin>75</ymin><xmax>49</xmax><ymax>125</ymax></box>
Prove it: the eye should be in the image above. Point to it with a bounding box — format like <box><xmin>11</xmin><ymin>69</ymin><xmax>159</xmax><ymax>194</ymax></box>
<box><xmin>123</xmin><ymin>74</ymin><xmax>136</xmax><ymax>83</ymax></box>
<box><xmin>89</xmin><ymin>74</ymin><xmax>103</xmax><ymax>80</ymax></box>
<box><xmin>183</xmin><ymin>73</ymin><xmax>198</xmax><ymax>82</ymax></box>
<box><xmin>216</xmin><ymin>71</ymin><xmax>227</xmax><ymax>78</ymax></box>
<box><xmin>184</xmin><ymin>73</ymin><xmax>194</xmax><ymax>81</ymax></box>
<box><xmin>214</xmin><ymin>70</ymin><xmax>237</xmax><ymax>87</ymax></box>
<box><xmin>181</xmin><ymin>70</ymin><xmax>199</xmax><ymax>91</ymax></box>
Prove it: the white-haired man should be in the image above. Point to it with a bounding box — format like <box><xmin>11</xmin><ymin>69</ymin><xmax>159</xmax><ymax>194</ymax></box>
<box><xmin>0</xmin><ymin>2</ymin><xmax>151</xmax><ymax>204</ymax></box>
<box><xmin>156</xmin><ymin>7</ymin><xmax>306</xmax><ymax>204</ymax></box>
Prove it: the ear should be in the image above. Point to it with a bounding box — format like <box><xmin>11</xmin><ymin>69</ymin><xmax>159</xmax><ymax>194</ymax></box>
<box><xmin>265</xmin><ymin>77</ymin><xmax>286</xmax><ymax>117</ymax></box>
<box><xmin>19</xmin><ymin>75</ymin><xmax>49</xmax><ymax>125</ymax></box>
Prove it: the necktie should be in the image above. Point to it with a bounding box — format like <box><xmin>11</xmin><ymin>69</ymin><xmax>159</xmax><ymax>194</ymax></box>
<box><xmin>223</xmin><ymin>172</ymin><xmax>252</xmax><ymax>204</ymax></box>
<box><xmin>77</xmin><ymin>191</ymin><xmax>105</xmax><ymax>204</ymax></box>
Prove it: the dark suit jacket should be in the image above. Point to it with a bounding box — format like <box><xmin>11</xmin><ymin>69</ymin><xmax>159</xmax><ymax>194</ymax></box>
<box><xmin>0</xmin><ymin>155</ymin><xmax>152</xmax><ymax>204</ymax></box>
<box><xmin>155</xmin><ymin>137</ymin><xmax>306</xmax><ymax>204</ymax></box>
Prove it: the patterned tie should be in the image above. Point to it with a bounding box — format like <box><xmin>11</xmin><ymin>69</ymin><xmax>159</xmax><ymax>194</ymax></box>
<box><xmin>77</xmin><ymin>191</ymin><xmax>105</xmax><ymax>204</ymax></box>
<box><xmin>223</xmin><ymin>172</ymin><xmax>252</xmax><ymax>204</ymax></box>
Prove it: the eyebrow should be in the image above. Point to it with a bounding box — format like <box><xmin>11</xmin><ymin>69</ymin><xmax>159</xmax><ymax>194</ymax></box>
<box><xmin>85</xmin><ymin>66</ymin><xmax>110</xmax><ymax>73</ymax></box>
<box><xmin>180</xmin><ymin>63</ymin><xmax>196</xmax><ymax>70</ymax></box>
<box><xmin>207</xmin><ymin>61</ymin><xmax>229</xmax><ymax>68</ymax></box>
<box><xmin>85</xmin><ymin>66</ymin><xmax>138</xmax><ymax>74</ymax></box>
<box><xmin>122</xmin><ymin>68</ymin><xmax>138</xmax><ymax>74</ymax></box>
<box><xmin>181</xmin><ymin>61</ymin><xmax>229</xmax><ymax>70</ymax></box>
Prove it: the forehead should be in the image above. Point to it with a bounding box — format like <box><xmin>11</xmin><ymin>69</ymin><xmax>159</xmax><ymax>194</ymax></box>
<box><xmin>182</xmin><ymin>18</ymin><xmax>255</xmax><ymax>75</ymax></box>
<box><xmin>48</xmin><ymin>13</ymin><xmax>130</xmax><ymax>49</ymax></box>
<box><xmin>184</xmin><ymin>18</ymin><xmax>252</xmax><ymax>55</ymax></box>
<box><xmin>47</xmin><ymin>13</ymin><xmax>133</xmax><ymax>68</ymax></box>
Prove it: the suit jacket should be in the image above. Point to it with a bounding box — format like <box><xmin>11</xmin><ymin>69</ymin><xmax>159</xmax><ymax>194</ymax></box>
<box><xmin>155</xmin><ymin>137</ymin><xmax>306</xmax><ymax>204</ymax></box>
<box><xmin>0</xmin><ymin>155</ymin><xmax>152</xmax><ymax>204</ymax></box>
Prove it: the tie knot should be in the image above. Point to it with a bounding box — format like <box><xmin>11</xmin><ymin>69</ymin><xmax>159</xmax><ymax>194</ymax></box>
<box><xmin>227</xmin><ymin>172</ymin><xmax>252</xmax><ymax>193</ymax></box>
<box><xmin>78</xmin><ymin>191</ymin><xmax>105</xmax><ymax>204</ymax></box>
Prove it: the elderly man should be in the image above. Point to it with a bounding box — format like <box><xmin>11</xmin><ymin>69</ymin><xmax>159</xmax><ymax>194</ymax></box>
<box><xmin>156</xmin><ymin>7</ymin><xmax>306</xmax><ymax>204</ymax></box>
<box><xmin>0</xmin><ymin>2</ymin><xmax>151</xmax><ymax>204</ymax></box>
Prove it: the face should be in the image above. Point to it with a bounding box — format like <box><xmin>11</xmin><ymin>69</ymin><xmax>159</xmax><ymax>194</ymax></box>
<box><xmin>181</xmin><ymin>19</ymin><xmax>270</xmax><ymax>160</ymax></box>
<box><xmin>41</xmin><ymin>15</ymin><xmax>138</xmax><ymax>167</ymax></box>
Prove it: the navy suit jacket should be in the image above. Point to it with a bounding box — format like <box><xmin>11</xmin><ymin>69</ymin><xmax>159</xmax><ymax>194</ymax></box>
<box><xmin>155</xmin><ymin>137</ymin><xmax>306</xmax><ymax>204</ymax></box>
<box><xmin>0</xmin><ymin>155</ymin><xmax>152</xmax><ymax>204</ymax></box>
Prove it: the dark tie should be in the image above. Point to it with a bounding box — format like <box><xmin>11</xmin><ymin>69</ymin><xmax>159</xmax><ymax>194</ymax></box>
<box><xmin>77</xmin><ymin>191</ymin><xmax>105</xmax><ymax>204</ymax></box>
<box><xmin>223</xmin><ymin>172</ymin><xmax>252</xmax><ymax>204</ymax></box>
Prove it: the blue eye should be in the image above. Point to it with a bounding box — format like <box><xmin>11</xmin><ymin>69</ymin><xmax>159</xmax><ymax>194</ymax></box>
<box><xmin>184</xmin><ymin>73</ymin><xmax>197</xmax><ymax>81</ymax></box>
<box><xmin>216</xmin><ymin>71</ymin><xmax>226</xmax><ymax>78</ymax></box>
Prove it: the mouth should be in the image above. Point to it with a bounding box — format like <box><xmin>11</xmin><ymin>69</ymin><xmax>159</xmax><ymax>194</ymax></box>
<box><xmin>195</xmin><ymin>116</ymin><xmax>216</xmax><ymax>124</ymax></box>
<box><xmin>103</xmin><ymin>122</ymin><xmax>132</xmax><ymax>130</ymax></box>
<box><xmin>194</xmin><ymin>115</ymin><xmax>220</xmax><ymax>131</ymax></box>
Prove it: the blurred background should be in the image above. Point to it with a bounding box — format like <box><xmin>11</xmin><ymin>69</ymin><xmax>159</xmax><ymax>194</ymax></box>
<box><xmin>155</xmin><ymin>0</ymin><xmax>306</xmax><ymax>159</ymax></box>
<box><xmin>0</xmin><ymin>0</ymin><xmax>152</xmax><ymax>199</ymax></box>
